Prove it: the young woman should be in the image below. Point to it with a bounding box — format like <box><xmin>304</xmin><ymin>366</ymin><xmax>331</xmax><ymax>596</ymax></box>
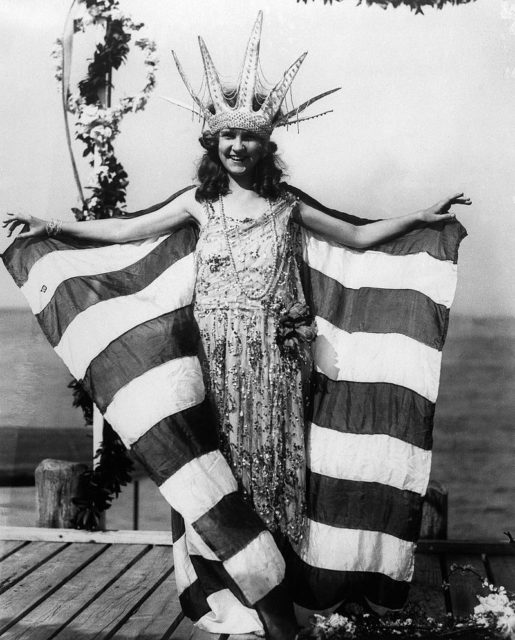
<box><xmin>2</xmin><ymin>128</ymin><xmax>469</xmax><ymax>533</ymax></box>
<box><xmin>3</xmin><ymin>12</ymin><xmax>470</xmax><ymax>639</ymax></box>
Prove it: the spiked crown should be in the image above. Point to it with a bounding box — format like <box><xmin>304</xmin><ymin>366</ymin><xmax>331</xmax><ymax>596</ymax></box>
<box><xmin>165</xmin><ymin>12</ymin><xmax>340</xmax><ymax>136</ymax></box>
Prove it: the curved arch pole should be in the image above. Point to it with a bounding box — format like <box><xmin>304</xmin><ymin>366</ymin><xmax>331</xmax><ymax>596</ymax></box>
<box><xmin>61</xmin><ymin>0</ymin><xmax>86</xmax><ymax>209</ymax></box>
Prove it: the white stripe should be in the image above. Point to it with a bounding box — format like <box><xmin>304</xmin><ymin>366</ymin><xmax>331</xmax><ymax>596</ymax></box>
<box><xmin>223</xmin><ymin>530</ymin><xmax>285</xmax><ymax>605</ymax></box>
<box><xmin>159</xmin><ymin>450</ymin><xmax>238</xmax><ymax>523</ymax></box>
<box><xmin>173</xmin><ymin>533</ymin><xmax>198</xmax><ymax>596</ymax></box>
<box><xmin>303</xmin><ymin>231</ymin><xmax>458</xmax><ymax>308</ymax></box>
<box><xmin>22</xmin><ymin>235</ymin><xmax>171</xmax><ymax>314</ymax></box>
<box><xmin>55</xmin><ymin>252</ymin><xmax>195</xmax><ymax>379</ymax></box>
<box><xmin>314</xmin><ymin>316</ymin><xmax>442</xmax><ymax>402</ymax></box>
<box><xmin>103</xmin><ymin>357</ymin><xmax>205</xmax><ymax>447</ymax></box>
<box><xmin>197</xmin><ymin>590</ymin><xmax>264</xmax><ymax>635</ymax></box>
<box><xmin>308</xmin><ymin>423</ymin><xmax>432</xmax><ymax>495</ymax></box>
<box><xmin>297</xmin><ymin>520</ymin><xmax>415</xmax><ymax>582</ymax></box>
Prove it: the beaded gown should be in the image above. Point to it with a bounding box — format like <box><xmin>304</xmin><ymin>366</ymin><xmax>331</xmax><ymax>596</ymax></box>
<box><xmin>194</xmin><ymin>194</ymin><xmax>311</xmax><ymax>544</ymax></box>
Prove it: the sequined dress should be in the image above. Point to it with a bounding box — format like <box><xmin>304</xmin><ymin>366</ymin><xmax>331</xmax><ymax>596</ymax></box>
<box><xmin>194</xmin><ymin>194</ymin><xmax>311</xmax><ymax>543</ymax></box>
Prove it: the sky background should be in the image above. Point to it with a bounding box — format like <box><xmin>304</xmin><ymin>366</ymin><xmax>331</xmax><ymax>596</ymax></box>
<box><xmin>1</xmin><ymin>0</ymin><xmax>514</xmax><ymax>316</ymax></box>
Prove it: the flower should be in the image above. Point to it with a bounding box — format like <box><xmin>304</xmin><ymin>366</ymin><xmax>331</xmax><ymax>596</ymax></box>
<box><xmin>497</xmin><ymin>613</ymin><xmax>515</xmax><ymax>639</ymax></box>
<box><xmin>276</xmin><ymin>301</ymin><xmax>317</xmax><ymax>356</ymax></box>
<box><xmin>475</xmin><ymin>591</ymin><xmax>511</xmax><ymax>616</ymax></box>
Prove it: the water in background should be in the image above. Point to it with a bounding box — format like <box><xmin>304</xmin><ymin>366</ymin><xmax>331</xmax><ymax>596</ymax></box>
<box><xmin>0</xmin><ymin>309</ymin><xmax>514</xmax><ymax>538</ymax></box>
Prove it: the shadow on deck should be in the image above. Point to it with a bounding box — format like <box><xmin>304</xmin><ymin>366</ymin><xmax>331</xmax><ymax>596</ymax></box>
<box><xmin>0</xmin><ymin>527</ymin><xmax>514</xmax><ymax>640</ymax></box>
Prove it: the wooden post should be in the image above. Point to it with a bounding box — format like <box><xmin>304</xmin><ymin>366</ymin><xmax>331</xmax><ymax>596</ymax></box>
<box><xmin>420</xmin><ymin>480</ymin><xmax>448</xmax><ymax>540</ymax></box>
<box><xmin>35</xmin><ymin>459</ymin><xmax>89</xmax><ymax>528</ymax></box>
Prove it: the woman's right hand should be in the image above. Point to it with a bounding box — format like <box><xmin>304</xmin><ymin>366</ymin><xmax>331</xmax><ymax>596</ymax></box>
<box><xmin>2</xmin><ymin>213</ymin><xmax>46</xmax><ymax>239</ymax></box>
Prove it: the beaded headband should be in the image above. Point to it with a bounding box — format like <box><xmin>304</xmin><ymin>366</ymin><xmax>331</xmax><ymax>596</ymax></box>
<box><xmin>164</xmin><ymin>11</ymin><xmax>340</xmax><ymax>136</ymax></box>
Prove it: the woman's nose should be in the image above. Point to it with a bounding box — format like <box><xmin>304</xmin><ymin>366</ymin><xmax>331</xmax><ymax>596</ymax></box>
<box><xmin>231</xmin><ymin>135</ymin><xmax>245</xmax><ymax>152</ymax></box>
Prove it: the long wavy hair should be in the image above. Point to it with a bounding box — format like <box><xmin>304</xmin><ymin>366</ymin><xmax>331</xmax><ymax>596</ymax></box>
<box><xmin>194</xmin><ymin>93</ymin><xmax>286</xmax><ymax>202</ymax></box>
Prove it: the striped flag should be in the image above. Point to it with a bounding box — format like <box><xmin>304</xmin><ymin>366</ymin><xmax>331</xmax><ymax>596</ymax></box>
<box><xmin>2</xmin><ymin>186</ymin><xmax>466</xmax><ymax>630</ymax></box>
<box><xmin>288</xmin><ymin>187</ymin><xmax>466</xmax><ymax>611</ymax></box>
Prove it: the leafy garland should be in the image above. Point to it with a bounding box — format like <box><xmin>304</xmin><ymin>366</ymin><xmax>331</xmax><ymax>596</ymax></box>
<box><xmin>296</xmin><ymin>0</ymin><xmax>477</xmax><ymax>13</ymax></box>
<box><xmin>299</xmin><ymin>566</ymin><xmax>515</xmax><ymax>639</ymax></box>
<box><xmin>52</xmin><ymin>0</ymin><xmax>158</xmax><ymax>530</ymax></box>
<box><xmin>51</xmin><ymin>0</ymin><xmax>157</xmax><ymax>220</ymax></box>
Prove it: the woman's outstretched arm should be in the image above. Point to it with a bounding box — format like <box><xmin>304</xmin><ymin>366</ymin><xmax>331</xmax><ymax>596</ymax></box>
<box><xmin>2</xmin><ymin>188</ymin><xmax>199</xmax><ymax>243</ymax></box>
<box><xmin>295</xmin><ymin>192</ymin><xmax>471</xmax><ymax>248</ymax></box>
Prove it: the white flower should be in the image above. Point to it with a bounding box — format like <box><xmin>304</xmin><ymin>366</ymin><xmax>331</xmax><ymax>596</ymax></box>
<box><xmin>79</xmin><ymin>105</ymin><xmax>101</xmax><ymax>125</ymax></box>
<box><xmin>475</xmin><ymin>592</ymin><xmax>511</xmax><ymax>616</ymax></box>
<box><xmin>109</xmin><ymin>9</ymin><xmax>123</xmax><ymax>21</ymax></box>
<box><xmin>497</xmin><ymin>613</ymin><xmax>515</xmax><ymax>639</ymax></box>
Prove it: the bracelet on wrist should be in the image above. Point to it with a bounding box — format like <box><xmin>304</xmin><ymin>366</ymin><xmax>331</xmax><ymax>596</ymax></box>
<box><xmin>45</xmin><ymin>218</ymin><xmax>63</xmax><ymax>237</ymax></box>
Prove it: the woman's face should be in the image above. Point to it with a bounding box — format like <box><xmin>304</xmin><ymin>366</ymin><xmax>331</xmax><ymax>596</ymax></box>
<box><xmin>217</xmin><ymin>128</ymin><xmax>269</xmax><ymax>177</ymax></box>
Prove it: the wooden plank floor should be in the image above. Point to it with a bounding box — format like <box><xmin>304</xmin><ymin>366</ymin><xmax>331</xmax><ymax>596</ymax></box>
<box><xmin>0</xmin><ymin>531</ymin><xmax>514</xmax><ymax>640</ymax></box>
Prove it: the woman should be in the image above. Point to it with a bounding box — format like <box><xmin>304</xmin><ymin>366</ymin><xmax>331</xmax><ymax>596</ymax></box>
<box><xmin>3</xmin><ymin>12</ymin><xmax>470</xmax><ymax>639</ymax></box>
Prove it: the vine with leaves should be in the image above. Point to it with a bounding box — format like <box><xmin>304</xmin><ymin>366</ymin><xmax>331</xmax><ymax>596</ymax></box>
<box><xmin>52</xmin><ymin>0</ymin><xmax>158</xmax><ymax>530</ymax></box>
<box><xmin>296</xmin><ymin>0</ymin><xmax>477</xmax><ymax>14</ymax></box>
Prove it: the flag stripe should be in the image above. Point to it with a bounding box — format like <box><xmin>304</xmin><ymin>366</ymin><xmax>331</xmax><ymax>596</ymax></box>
<box><xmin>365</xmin><ymin>221</ymin><xmax>467</xmax><ymax>264</ymax></box>
<box><xmin>308</xmin><ymin>423</ymin><xmax>431</xmax><ymax>495</ymax></box>
<box><xmin>223</xmin><ymin>530</ymin><xmax>286</xmax><ymax>605</ymax></box>
<box><xmin>103</xmin><ymin>356</ymin><xmax>205</xmax><ymax>448</ymax></box>
<box><xmin>297</xmin><ymin>519</ymin><xmax>415</xmax><ymax>582</ymax></box>
<box><xmin>132</xmin><ymin>401</ymin><xmax>219</xmax><ymax>486</ymax></box>
<box><xmin>179</xmin><ymin>581</ymin><xmax>212</xmax><ymax>622</ymax></box>
<box><xmin>3</xmin><ymin>235</ymin><xmax>100</xmax><ymax>287</ymax></box>
<box><xmin>284</xmin><ymin>542</ymin><xmax>410</xmax><ymax>611</ymax></box>
<box><xmin>307</xmin><ymin>472</ymin><xmax>423</xmax><ymax>542</ymax></box>
<box><xmin>159</xmin><ymin>450</ymin><xmax>238</xmax><ymax>523</ymax></box>
<box><xmin>193</xmin><ymin>492</ymin><xmax>267</xmax><ymax>563</ymax></box>
<box><xmin>173</xmin><ymin>532</ymin><xmax>199</xmax><ymax>596</ymax></box>
<box><xmin>303</xmin><ymin>232</ymin><xmax>458</xmax><ymax>308</ymax></box>
<box><xmin>24</xmin><ymin>235</ymin><xmax>176</xmax><ymax>317</ymax></box>
<box><xmin>84</xmin><ymin>308</ymin><xmax>199</xmax><ymax>413</ymax></box>
<box><xmin>314</xmin><ymin>316</ymin><xmax>442</xmax><ymax>402</ymax></box>
<box><xmin>2</xmin><ymin>186</ymin><xmax>199</xmax><ymax>287</ymax></box>
<box><xmin>306</xmin><ymin>267</ymin><xmax>449</xmax><ymax>350</ymax></box>
<box><xmin>200</xmin><ymin>589</ymin><xmax>264</xmax><ymax>634</ymax></box>
<box><xmin>185</xmin><ymin>558</ymin><xmax>265</xmax><ymax>633</ymax></box>
<box><xmin>35</xmin><ymin>234</ymin><xmax>190</xmax><ymax>344</ymax></box>
<box><xmin>286</xmin><ymin>184</ymin><xmax>467</xmax><ymax>263</ymax></box>
<box><xmin>310</xmin><ymin>373</ymin><xmax>434</xmax><ymax>450</ymax></box>
<box><xmin>253</xmin><ymin>581</ymin><xmax>298</xmax><ymax>640</ymax></box>
<box><xmin>55</xmin><ymin>253</ymin><xmax>196</xmax><ymax>379</ymax></box>
<box><xmin>184</xmin><ymin>519</ymin><xmax>220</xmax><ymax>562</ymax></box>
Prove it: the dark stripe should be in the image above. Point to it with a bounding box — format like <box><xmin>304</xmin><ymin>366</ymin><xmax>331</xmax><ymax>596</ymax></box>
<box><xmin>37</xmin><ymin>228</ymin><xmax>196</xmax><ymax>347</ymax></box>
<box><xmin>283</xmin><ymin>542</ymin><xmax>410</xmax><ymax>611</ymax></box>
<box><xmin>2</xmin><ymin>236</ymin><xmax>101</xmax><ymax>288</ymax></box>
<box><xmin>371</xmin><ymin>221</ymin><xmax>467</xmax><ymax>264</ymax></box>
<box><xmin>179</xmin><ymin>579</ymin><xmax>211</xmax><ymax>622</ymax></box>
<box><xmin>190</xmin><ymin>555</ymin><xmax>239</xmax><ymax>599</ymax></box>
<box><xmin>307</xmin><ymin>472</ymin><xmax>423</xmax><ymax>542</ymax></box>
<box><xmin>171</xmin><ymin>508</ymin><xmax>185</xmax><ymax>543</ymax></box>
<box><xmin>2</xmin><ymin>186</ymin><xmax>197</xmax><ymax>287</ymax></box>
<box><xmin>254</xmin><ymin>580</ymin><xmax>297</xmax><ymax>639</ymax></box>
<box><xmin>192</xmin><ymin>492</ymin><xmax>267</xmax><ymax>562</ymax></box>
<box><xmin>130</xmin><ymin>399</ymin><xmax>219</xmax><ymax>485</ymax></box>
<box><xmin>287</xmin><ymin>183</ymin><xmax>467</xmax><ymax>263</ymax></box>
<box><xmin>310</xmin><ymin>373</ymin><xmax>434</xmax><ymax>450</ymax></box>
<box><xmin>83</xmin><ymin>307</ymin><xmax>200</xmax><ymax>412</ymax></box>
<box><xmin>305</xmin><ymin>267</ymin><xmax>449</xmax><ymax>350</ymax></box>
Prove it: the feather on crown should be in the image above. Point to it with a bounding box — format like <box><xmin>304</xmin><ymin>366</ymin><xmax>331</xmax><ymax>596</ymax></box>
<box><xmin>164</xmin><ymin>12</ymin><xmax>341</xmax><ymax>136</ymax></box>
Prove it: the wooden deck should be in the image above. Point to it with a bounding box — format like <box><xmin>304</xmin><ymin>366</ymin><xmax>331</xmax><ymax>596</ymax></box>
<box><xmin>0</xmin><ymin>527</ymin><xmax>514</xmax><ymax>640</ymax></box>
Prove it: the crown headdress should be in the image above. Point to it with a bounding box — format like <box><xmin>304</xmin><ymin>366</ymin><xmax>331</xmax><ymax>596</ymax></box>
<box><xmin>165</xmin><ymin>11</ymin><xmax>340</xmax><ymax>136</ymax></box>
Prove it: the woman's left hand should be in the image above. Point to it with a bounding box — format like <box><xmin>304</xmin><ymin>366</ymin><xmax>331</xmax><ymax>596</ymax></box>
<box><xmin>420</xmin><ymin>192</ymin><xmax>472</xmax><ymax>224</ymax></box>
